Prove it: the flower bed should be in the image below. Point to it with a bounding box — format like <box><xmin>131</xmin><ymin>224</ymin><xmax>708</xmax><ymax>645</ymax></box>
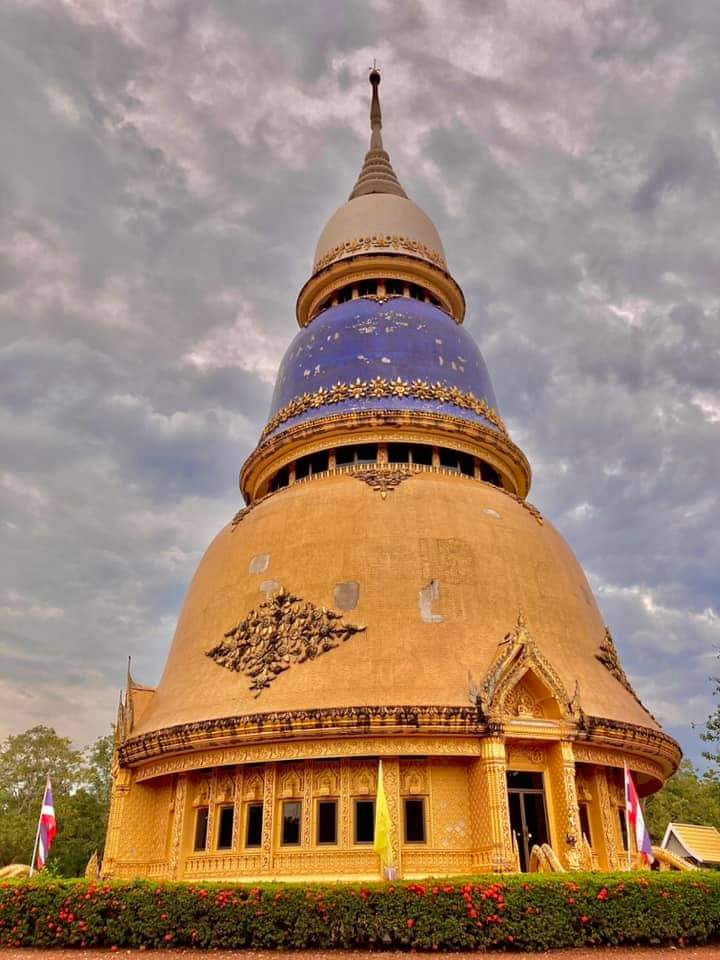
<box><xmin>0</xmin><ymin>873</ymin><xmax>719</xmax><ymax>952</ymax></box>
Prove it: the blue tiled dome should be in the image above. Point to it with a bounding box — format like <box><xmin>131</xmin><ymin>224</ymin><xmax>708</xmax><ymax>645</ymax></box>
<box><xmin>265</xmin><ymin>298</ymin><xmax>499</xmax><ymax>438</ymax></box>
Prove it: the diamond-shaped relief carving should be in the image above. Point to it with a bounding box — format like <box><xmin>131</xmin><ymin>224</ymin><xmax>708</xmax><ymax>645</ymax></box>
<box><xmin>207</xmin><ymin>588</ymin><xmax>365</xmax><ymax>697</ymax></box>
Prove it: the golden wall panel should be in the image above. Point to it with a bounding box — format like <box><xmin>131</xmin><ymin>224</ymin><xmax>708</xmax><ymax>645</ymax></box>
<box><xmin>428</xmin><ymin>760</ymin><xmax>470</xmax><ymax>852</ymax></box>
<box><xmin>114</xmin><ymin>776</ymin><xmax>172</xmax><ymax>863</ymax></box>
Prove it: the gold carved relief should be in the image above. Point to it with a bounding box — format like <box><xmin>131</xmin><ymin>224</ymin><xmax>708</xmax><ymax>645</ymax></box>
<box><xmin>314</xmin><ymin>764</ymin><xmax>340</xmax><ymax>796</ymax></box>
<box><xmin>243</xmin><ymin>770</ymin><xmax>264</xmax><ymax>801</ymax></box>
<box><xmin>313</xmin><ymin>234</ymin><xmax>448</xmax><ymax>273</ymax></box>
<box><xmin>400</xmin><ymin>760</ymin><xmax>428</xmax><ymax>795</ymax></box>
<box><xmin>207</xmin><ymin>588</ymin><xmax>366</xmax><ymax>696</ymax></box>
<box><xmin>350</xmin><ymin>762</ymin><xmax>377</xmax><ymax>797</ymax></box>
<box><xmin>261</xmin><ymin>376</ymin><xmax>507</xmax><ymax>440</ymax></box>
<box><xmin>278</xmin><ymin>765</ymin><xmax>303</xmax><ymax>799</ymax></box>
<box><xmin>353</xmin><ymin>467</ymin><xmax>413</xmax><ymax>498</ymax></box>
<box><xmin>479</xmin><ymin>613</ymin><xmax>575</xmax><ymax>723</ymax></box>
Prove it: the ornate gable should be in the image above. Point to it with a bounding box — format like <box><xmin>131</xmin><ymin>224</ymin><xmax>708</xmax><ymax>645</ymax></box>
<box><xmin>478</xmin><ymin>613</ymin><xmax>578</xmax><ymax>723</ymax></box>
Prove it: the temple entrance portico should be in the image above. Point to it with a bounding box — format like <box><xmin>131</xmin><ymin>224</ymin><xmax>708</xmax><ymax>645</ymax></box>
<box><xmin>507</xmin><ymin>771</ymin><xmax>550</xmax><ymax>871</ymax></box>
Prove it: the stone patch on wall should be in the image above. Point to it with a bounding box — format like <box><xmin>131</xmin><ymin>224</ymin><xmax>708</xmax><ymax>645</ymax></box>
<box><xmin>419</xmin><ymin>579</ymin><xmax>443</xmax><ymax>623</ymax></box>
<box><xmin>334</xmin><ymin>580</ymin><xmax>359</xmax><ymax>611</ymax></box>
<box><xmin>249</xmin><ymin>554</ymin><xmax>270</xmax><ymax>574</ymax></box>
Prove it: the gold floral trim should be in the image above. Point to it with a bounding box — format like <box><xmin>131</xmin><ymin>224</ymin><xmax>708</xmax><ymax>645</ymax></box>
<box><xmin>313</xmin><ymin>234</ymin><xmax>447</xmax><ymax>273</ymax></box>
<box><xmin>261</xmin><ymin>377</ymin><xmax>506</xmax><ymax>440</ymax></box>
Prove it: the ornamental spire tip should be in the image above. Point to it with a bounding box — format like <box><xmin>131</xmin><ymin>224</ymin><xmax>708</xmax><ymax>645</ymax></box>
<box><xmin>349</xmin><ymin>67</ymin><xmax>407</xmax><ymax>200</ymax></box>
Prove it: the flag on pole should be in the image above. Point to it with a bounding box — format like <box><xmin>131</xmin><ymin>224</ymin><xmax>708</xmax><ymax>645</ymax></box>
<box><xmin>373</xmin><ymin>759</ymin><xmax>394</xmax><ymax>877</ymax></box>
<box><xmin>36</xmin><ymin>777</ymin><xmax>57</xmax><ymax>871</ymax></box>
<box><xmin>624</xmin><ymin>765</ymin><xmax>654</xmax><ymax>865</ymax></box>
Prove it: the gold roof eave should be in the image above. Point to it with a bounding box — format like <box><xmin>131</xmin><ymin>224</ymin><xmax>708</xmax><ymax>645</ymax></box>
<box><xmin>296</xmin><ymin>251</ymin><xmax>466</xmax><ymax>327</ymax></box>
<box><xmin>239</xmin><ymin>408</ymin><xmax>531</xmax><ymax>504</ymax></box>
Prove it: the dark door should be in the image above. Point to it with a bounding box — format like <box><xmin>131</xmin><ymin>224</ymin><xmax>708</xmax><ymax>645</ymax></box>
<box><xmin>507</xmin><ymin>771</ymin><xmax>549</xmax><ymax>871</ymax></box>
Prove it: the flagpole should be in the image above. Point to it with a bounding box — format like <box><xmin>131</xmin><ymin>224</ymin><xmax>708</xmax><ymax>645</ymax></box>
<box><xmin>623</xmin><ymin>761</ymin><xmax>632</xmax><ymax>872</ymax></box>
<box><xmin>28</xmin><ymin>775</ymin><xmax>48</xmax><ymax>878</ymax></box>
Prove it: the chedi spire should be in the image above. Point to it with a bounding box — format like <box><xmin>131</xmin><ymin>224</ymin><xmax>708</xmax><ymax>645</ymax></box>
<box><xmin>349</xmin><ymin>68</ymin><xmax>407</xmax><ymax>200</ymax></box>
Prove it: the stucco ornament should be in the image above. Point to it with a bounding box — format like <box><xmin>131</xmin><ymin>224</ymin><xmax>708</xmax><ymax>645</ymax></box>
<box><xmin>207</xmin><ymin>588</ymin><xmax>365</xmax><ymax>696</ymax></box>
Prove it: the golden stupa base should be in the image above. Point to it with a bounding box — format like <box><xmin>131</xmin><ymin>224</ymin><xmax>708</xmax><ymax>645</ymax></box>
<box><xmin>103</xmin><ymin>730</ymin><xmax>668</xmax><ymax>881</ymax></box>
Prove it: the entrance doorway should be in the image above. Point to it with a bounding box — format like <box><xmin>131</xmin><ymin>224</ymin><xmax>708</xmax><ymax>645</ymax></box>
<box><xmin>507</xmin><ymin>770</ymin><xmax>549</xmax><ymax>871</ymax></box>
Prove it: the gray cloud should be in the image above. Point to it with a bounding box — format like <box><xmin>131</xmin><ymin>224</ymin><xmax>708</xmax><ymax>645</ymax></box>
<box><xmin>0</xmin><ymin>0</ymin><xmax>718</xmax><ymax>759</ymax></box>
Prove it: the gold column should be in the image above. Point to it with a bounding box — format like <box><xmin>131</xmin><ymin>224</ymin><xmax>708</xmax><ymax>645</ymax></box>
<box><xmin>548</xmin><ymin>741</ymin><xmax>582</xmax><ymax>870</ymax></box>
<box><xmin>261</xmin><ymin>764</ymin><xmax>276</xmax><ymax>873</ymax></box>
<box><xmin>205</xmin><ymin>768</ymin><xmax>218</xmax><ymax>853</ymax></box>
<box><xmin>382</xmin><ymin>757</ymin><xmax>402</xmax><ymax>875</ymax></box>
<box><xmin>468</xmin><ymin>758</ymin><xmax>493</xmax><ymax>872</ymax></box>
<box><xmin>480</xmin><ymin>737</ymin><xmax>513</xmax><ymax>871</ymax></box>
<box><xmin>232</xmin><ymin>767</ymin><xmax>244</xmax><ymax>850</ymax></box>
<box><xmin>102</xmin><ymin>764</ymin><xmax>131</xmax><ymax>875</ymax></box>
<box><xmin>595</xmin><ymin>767</ymin><xmax>620</xmax><ymax>870</ymax></box>
<box><xmin>302</xmin><ymin>759</ymin><xmax>313</xmax><ymax>846</ymax></box>
<box><xmin>340</xmin><ymin>760</ymin><xmax>351</xmax><ymax>847</ymax></box>
<box><xmin>168</xmin><ymin>774</ymin><xmax>188</xmax><ymax>880</ymax></box>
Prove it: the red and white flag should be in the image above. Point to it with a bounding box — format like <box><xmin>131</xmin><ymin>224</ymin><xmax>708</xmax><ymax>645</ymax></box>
<box><xmin>36</xmin><ymin>777</ymin><xmax>57</xmax><ymax>870</ymax></box>
<box><xmin>624</xmin><ymin>765</ymin><xmax>654</xmax><ymax>865</ymax></box>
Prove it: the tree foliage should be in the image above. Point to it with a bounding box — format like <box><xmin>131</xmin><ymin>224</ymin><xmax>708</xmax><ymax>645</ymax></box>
<box><xmin>700</xmin><ymin>652</ymin><xmax>720</xmax><ymax>773</ymax></box>
<box><xmin>0</xmin><ymin>726</ymin><xmax>113</xmax><ymax>875</ymax></box>
<box><xmin>646</xmin><ymin>759</ymin><xmax>720</xmax><ymax>843</ymax></box>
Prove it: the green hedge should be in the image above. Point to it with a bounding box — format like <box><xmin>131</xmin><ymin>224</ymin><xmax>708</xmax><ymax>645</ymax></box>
<box><xmin>1</xmin><ymin>872</ymin><xmax>719</xmax><ymax>951</ymax></box>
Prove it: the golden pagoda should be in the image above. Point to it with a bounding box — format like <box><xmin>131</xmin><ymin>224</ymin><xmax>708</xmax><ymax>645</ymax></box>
<box><xmin>104</xmin><ymin>71</ymin><xmax>680</xmax><ymax>881</ymax></box>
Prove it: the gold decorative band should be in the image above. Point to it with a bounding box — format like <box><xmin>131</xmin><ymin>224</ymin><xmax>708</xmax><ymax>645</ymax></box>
<box><xmin>262</xmin><ymin>376</ymin><xmax>506</xmax><ymax>439</ymax></box>
<box><xmin>313</xmin><ymin>234</ymin><xmax>447</xmax><ymax>273</ymax></box>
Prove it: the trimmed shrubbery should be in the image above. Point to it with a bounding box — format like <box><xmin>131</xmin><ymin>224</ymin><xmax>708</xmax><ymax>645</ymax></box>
<box><xmin>1</xmin><ymin>872</ymin><xmax>719</xmax><ymax>951</ymax></box>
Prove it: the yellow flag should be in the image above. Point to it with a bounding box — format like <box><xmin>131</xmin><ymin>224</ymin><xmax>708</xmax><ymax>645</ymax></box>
<box><xmin>373</xmin><ymin>759</ymin><xmax>394</xmax><ymax>871</ymax></box>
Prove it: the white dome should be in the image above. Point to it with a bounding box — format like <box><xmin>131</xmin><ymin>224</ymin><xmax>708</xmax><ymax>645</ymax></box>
<box><xmin>313</xmin><ymin>193</ymin><xmax>448</xmax><ymax>274</ymax></box>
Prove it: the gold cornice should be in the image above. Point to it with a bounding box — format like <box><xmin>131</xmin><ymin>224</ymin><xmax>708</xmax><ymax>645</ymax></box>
<box><xmin>296</xmin><ymin>252</ymin><xmax>466</xmax><ymax>327</ymax></box>
<box><xmin>240</xmin><ymin>409</ymin><xmax>532</xmax><ymax>502</ymax></box>
<box><xmin>314</xmin><ymin>235</ymin><xmax>446</xmax><ymax>273</ymax></box>
<box><xmin>118</xmin><ymin>704</ymin><xmax>680</xmax><ymax>783</ymax></box>
<box><xmin>261</xmin><ymin>376</ymin><xmax>506</xmax><ymax>442</ymax></box>
<box><xmin>233</xmin><ymin>463</ymin><xmax>542</xmax><ymax>533</ymax></box>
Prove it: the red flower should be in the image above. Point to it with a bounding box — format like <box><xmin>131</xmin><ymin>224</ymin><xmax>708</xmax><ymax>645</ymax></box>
<box><xmin>597</xmin><ymin>888</ymin><xmax>608</xmax><ymax>901</ymax></box>
<box><xmin>581</xmin><ymin>915</ymin><xmax>590</xmax><ymax>924</ymax></box>
<box><xmin>406</xmin><ymin>918</ymin><xmax>415</xmax><ymax>928</ymax></box>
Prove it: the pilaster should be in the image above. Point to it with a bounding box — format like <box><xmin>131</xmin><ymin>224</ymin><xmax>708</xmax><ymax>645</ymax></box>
<box><xmin>232</xmin><ymin>766</ymin><xmax>244</xmax><ymax>850</ymax></box>
<box><xmin>480</xmin><ymin>736</ymin><xmax>513</xmax><ymax>871</ymax></box>
<box><xmin>548</xmin><ymin>740</ymin><xmax>582</xmax><ymax>869</ymax></box>
<box><xmin>382</xmin><ymin>757</ymin><xmax>402</xmax><ymax>875</ymax></box>
<box><xmin>102</xmin><ymin>764</ymin><xmax>131</xmax><ymax>875</ymax></box>
<box><xmin>168</xmin><ymin>774</ymin><xmax>188</xmax><ymax>880</ymax></box>
<box><xmin>261</xmin><ymin>763</ymin><xmax>276</xmax><ymax>873</ymax></box>
<box><xmin>595</xmin><ymin>767</ymin><xmax>620</xmax><ymax>870</ymax></box>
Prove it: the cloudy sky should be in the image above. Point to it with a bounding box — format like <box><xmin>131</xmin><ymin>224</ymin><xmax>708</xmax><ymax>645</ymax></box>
<box><xmin>1</xmin><ymin>0</ymin><xmax>718</xmax><ymax>764</ymax></box>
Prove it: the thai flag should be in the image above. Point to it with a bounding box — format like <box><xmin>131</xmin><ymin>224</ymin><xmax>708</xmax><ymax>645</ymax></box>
<box><xmin>624</xmin><ymin>765</ymin><xmax>654</xmax><ymax>865</ymax></box>
<box><xmin>36</xmin><ymin>778</ymin><xmax>57</xmax><ymax>870</ymax></box>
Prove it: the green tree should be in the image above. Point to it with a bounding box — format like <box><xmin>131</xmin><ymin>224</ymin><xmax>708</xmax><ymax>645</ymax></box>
<box><xmin>49</xmin><ymin>730</ymin><xmax>114</xmax><ymax>876</ymax></box>
<box><xmin>700</xmin><ymin>652</ymin><xmax>720</xmax><ymax>774</ymax></box>
<box><xmin>0</xmin><ymin>725</ymin><xmax>82</xmax><ymax>867</ymax></box>
<box><xmin>645</xmin><ymin>758</ymin><xmax>720</xmax><ymax>842</ymax></box>
<box><xmin>0</xmin><ymin>726</ymin><xmax>114</xmax><ymax>874</ymax></box>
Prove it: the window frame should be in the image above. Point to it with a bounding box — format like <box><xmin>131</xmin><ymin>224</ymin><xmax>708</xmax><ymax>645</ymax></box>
<box><xmin>193</xmin><ymin>806</ymin><xmax>209</xmax><ymax>852</ymax></box>
<box><xmin>316</xmin><ymin>798</ymin><xmax>339</xmax><ymax>846</ymax></box>
<box><xmin>245</xmin><ymin>801</ymin><xmax>264</xmax><ymax>849</ymax></box>
<box><xmin>215</xmin><ymin>804</ymin><xmax>235</xmax><ymax>851</ymax></box>
<box><xmin>403</xmin><ymin>797</ymin><xmax>427</xmax><ymax>844</ymax></box>
<box><xmin>353</xmin><ymin>798</ymin><xmax>376</xmax><ymax>845</ymax></box>
<box><xmin>280</xmin><ymin>799</ymin><xmax>302</xmax><ymax>847</ymax></box>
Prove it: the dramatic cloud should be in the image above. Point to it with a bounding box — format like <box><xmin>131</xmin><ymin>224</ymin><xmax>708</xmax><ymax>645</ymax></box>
<box><xmin>0</xmin><ymin>0</ymin><xmax>718</xmax><ymax>761</ymax></box>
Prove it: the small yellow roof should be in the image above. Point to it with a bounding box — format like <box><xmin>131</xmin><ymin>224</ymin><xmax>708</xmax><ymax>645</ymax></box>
<box><xmin>664</xmin><ymin>823</ymin><xmax>720</xmax><ymax>863</ymax></box>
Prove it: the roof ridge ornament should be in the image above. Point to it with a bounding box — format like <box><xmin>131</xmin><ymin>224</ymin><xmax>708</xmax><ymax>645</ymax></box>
<box><xmin>349</xmin><ymin>67</ymin><xmax>408</xmax><ymax>200</ymax></box>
